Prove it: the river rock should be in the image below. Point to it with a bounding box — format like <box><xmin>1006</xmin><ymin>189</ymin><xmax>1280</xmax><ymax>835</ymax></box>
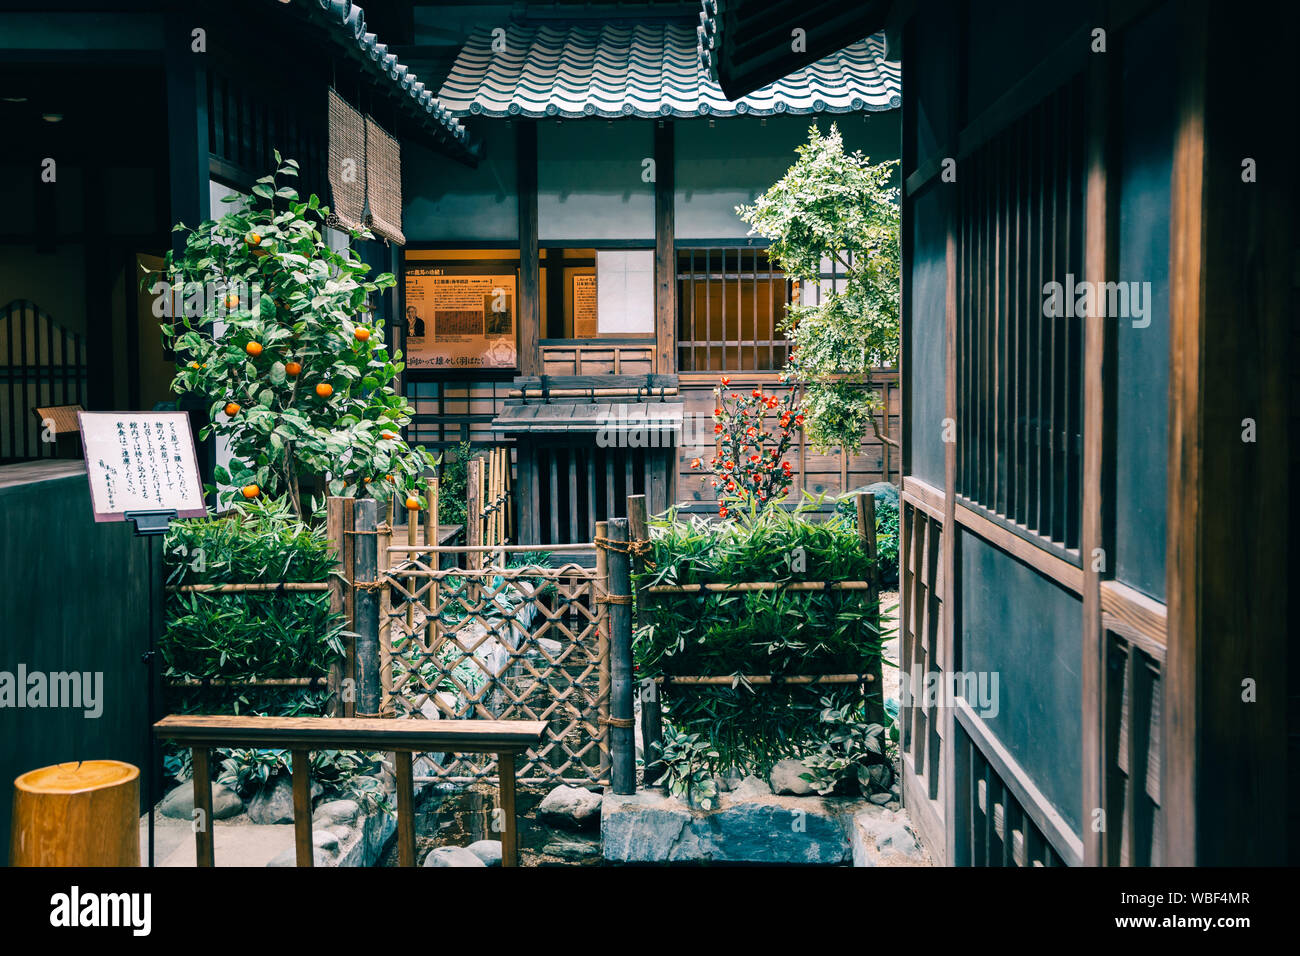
<box><xmin>267</xmin><ymin>846</ymin><xmax>332</xmax><ymax>867</ymax></box>
<box><xmin>601</xmin><ymin>789</ymin><xmax>854</xmax><ymax>864</ymax></box>
<box><xmin>466</xmin><ymin>839</ymin><xmax>502</xmax><ymax>867</ymax></box>
<box><xmin>543</xmin><ymin>838</ymin><xmax>600</xmax><ymax>861</ymax></box>
<box><xmin>159</xmin><ymin>781</ymin><xmax>244</xmax><ymax>820</ymax></box>
<box><xmin>769</xmin><ymin>758</ymin><xmax>815</xmax><ymax>795</ymax></box>
<box><xmin>730</xmin><ymin>775</ymin><xmax>773</xmax><ymax>800</ymax></box>
<box><xmin>313</xmin><ymin>799</ymin><xmax>360</xmax><ymax>827</ymax></box>
<box><xmin>850</xmin><ymin>808</ymin><xmax>927</xmax><ymax>866</ymax></box>
<box><xmin>247</xmin><ymin>776</ymin><xmax>296</xmax><ymax>824</ymax></box>
<box><xmin>422</xmin><ymin>846</ymin><xmax>486</xmax><ymax>868</ymax></box>
<box><xmin>538</xmin><ymin>785</ymin><xmax>602</xmax><ymax>829</ymax></box>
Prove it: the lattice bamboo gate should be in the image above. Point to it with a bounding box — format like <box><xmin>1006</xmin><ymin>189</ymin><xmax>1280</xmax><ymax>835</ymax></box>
<box><xmin>327</xmin><ymin>487</ymin><xmax>633</xmax><ymax>791</ymax></box>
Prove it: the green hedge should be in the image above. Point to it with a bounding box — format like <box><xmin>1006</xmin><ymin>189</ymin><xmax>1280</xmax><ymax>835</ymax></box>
<box><xmin>634</xmin><ymin>504</ymin><xmax>884</xmax><ymax>775</ymax></box>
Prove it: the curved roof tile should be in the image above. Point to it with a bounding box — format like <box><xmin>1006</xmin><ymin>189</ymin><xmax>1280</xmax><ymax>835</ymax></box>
<box><xmin>438</xmin><ymin>21</ymin><xmax>900</xmax><ymax>120</ymax></box>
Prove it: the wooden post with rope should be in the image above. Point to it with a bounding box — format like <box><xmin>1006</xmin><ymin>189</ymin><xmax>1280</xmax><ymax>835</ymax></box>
<box><xmin>856</xmin><ymin>492</ymin><xmax>884</xmax><ymax>724</ymax></box>
<box><xmin>353</xmin><ymin>498</ymin><xmax>382</xmax><ymax>716</ymax></box>
<box><xmin>594</xmin><ymin>520</ymin><xmax>611</xmax><ymax>780</ymax></box>
<box><xmin>604</xmin><ymin>518</ymin><xmax>636</xmax><ymax>794</ymax></box>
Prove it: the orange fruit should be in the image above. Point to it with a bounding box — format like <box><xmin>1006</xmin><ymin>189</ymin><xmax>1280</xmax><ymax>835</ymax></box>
<box><xmin>224</xmin><ymin>402</ymin><xmax>240</xmax><ymax>417</ymax></box>
<box><xmin>241</xmin><ymin>484</ymin><xmax>259</xmax><ymax>499</ymax></box>
<box><xmin>315</xmin><ymin>382</ymin><xmax>333</xmax><ymax>398</ymax></box>
<box><xmin>245</xmin><ymin>341</ymin><xmax>263</xmax><ymax>357</ymax></box>
<box><xmin>189</xmin><ymin>361</ymin><xmax>201</xmax><ymax>369</ymax></box>
<box><xmin>405</xmin><ymin>496</ymin><xmax>420</xmax><ymax>511</ymax></box>
<box><xmin>354</xmin><ymin>327</ymin><xmax>371</xmax><ymax>342</ymax></box>
<box><xmin>363</xmin><ymin>477</ymin><xmax>372</xmax><ymax>484</ymax></box>
<box><xmin>223</xmin><ymin>293</ymin><xmax>240</xmax><ymax>309</ymax></box>
<box><xmin>245</xmin><ymin>231</ymin><xmax>261</xmax><ymax>247</ymax></box>
<box><xmin>380</xmin><ymin>431</ymin><xmax>397</xmax><ymax>441</ymax></box>
<box><xmin>284</xmin><ymin>361</ymin><xmax>301</xmax><ymax>377</ymax></box>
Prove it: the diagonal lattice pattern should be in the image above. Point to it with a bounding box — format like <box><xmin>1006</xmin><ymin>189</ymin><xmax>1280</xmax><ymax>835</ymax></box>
<box><xmin>380</xmin><ymin>558</ymin><xmax>609</xmax><ymax>785</ymax></box>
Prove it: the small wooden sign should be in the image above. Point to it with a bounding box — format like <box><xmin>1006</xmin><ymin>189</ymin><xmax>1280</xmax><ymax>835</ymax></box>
<box><xmin>77</xmin><ymin>411</ymin><xmax>206</xmax><ymax>522</ymax></box>
<box><xmin>573</xmin><ymin>274</ymin><xmax>598</xmax><ymax>337</ymax></box>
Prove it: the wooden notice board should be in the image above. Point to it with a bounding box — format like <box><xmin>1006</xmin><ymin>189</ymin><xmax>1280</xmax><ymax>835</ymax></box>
<box><xmin>77</xmin><ymin>411</ymin><xmax>206</xmax><ymax>521</ymax></box>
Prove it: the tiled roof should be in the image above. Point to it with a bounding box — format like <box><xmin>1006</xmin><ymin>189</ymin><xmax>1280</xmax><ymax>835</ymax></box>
<box><xmin>437</xmin><ymin>22</ymin><xmax>900</xmax><ymax>119</ymax></box>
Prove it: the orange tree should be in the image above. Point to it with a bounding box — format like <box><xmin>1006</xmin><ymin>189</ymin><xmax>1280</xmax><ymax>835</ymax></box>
<box><xmin>156</xmin><ymin>155</ymin><xmax>434</xmax><ymax>518</ymax></box>
<box><xmin>691</xmin><ymin>376</ymin><xmax>801</xmax><ymax>517</ymax></box>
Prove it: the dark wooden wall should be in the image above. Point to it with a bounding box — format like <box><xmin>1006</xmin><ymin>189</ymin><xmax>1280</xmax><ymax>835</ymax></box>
<box><xmin>898</xmin><ymin>0</ymin><xmax>1296</xmax><ymax>867</ymax></box>
<box><xmin>0</xmin><ymin>463</ymin><xmax>158</xmax><ymax>862</ymax></box>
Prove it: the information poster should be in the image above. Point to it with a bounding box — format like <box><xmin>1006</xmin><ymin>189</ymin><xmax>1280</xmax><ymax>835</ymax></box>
<box><xmin>573</xmin><ymin>274</ymin><xmax>598</xmax><ymax>338</ymax></box>
<box><xmin>78</xmin><ymin>411</ymin><xmax>206</xmax><ymax>521</ymax></box>
<box><xmin>405</xmin><ymin>271</ymin><xmax>517</xmax><ymax>369</ymax></box>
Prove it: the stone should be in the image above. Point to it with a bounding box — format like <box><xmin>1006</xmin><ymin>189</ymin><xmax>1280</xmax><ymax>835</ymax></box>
<box><xmin>247</xmin><ymin>776</ymin><xmax>296</xmax><ymax>825</ymax></box>
<box><xmin>869</xmin><ymin>792</ymin><xmax>893</xmax><ymax>805</ymax></box>
<box><xmin>768</xmin><ymin>758</ymin><xmax>815</xmax><ymax>796</ymax></box>
<box><xmin>718</xmin><ymin>768</ymin><xmax>744</xmax><ymax>792</ymax></box>
<box><xmin>328</xmin><ymin>825</ymin><xmax>353</xmax><ymax>844</ymax></box>
<box><xmin>313</xmin><ymin>799</ymin><xmax>360</xmax><ymax>827</ymax></box>
<box><xmin>159</xmin><ymin>781</ymin><xmax>244</xmax><ymax>821</ymax></box>
<box><xmin>885</xmin><ymin>801</ymin><xmax>901</xmax><ymax>812</ymax></box>
<box><xmin>601</xmin><ymin>789</ymin><xmax>856</xmax><ymax>864</ymax></box>
<box><xmin>538</xmin><ymin>785</ymin><xmax>602</xmax><ymax>829</ymax></box>
<box><xmin>422</xmin><ymin>846</ymin><xmax>486</xmax><ymax>868</ymax></box>
<box><xmin>730</xmin><ymin>775</ymin><xmax>773</xmax><ymax>800</ymax></box>
<box><xmin>543</xmin><ymin>838</ymin><xmax>600</xmax><ymax>861</ymax></box>
<box><xmin>850</xmin><ymin>808</ymin><xmax>927</xmax><ymax>867</ymax></box>
<box><xmin>267</xmin><ymin>846</ymin><xmax>332</xmax><ymax>867</ymax></box>
<box><xmin>466</xmin><ymin>839</ymin><xmax>502</xmax><ymax>867</ymax></box>
<box><xmin>865</xmin><ymin>763</ymin><xmax>893</xmax><ymax>791</ymax></box>
<box><xmin>312</xmin><ymin>830</ymin><xmax>340</xmax><ymax>855</ymax></box>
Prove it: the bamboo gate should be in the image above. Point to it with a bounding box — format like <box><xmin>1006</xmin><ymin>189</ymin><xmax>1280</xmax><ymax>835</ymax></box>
<box><xmin>325</xmin><ymin>453</ymin><xmax>636</xmax><ymax>791</ymax></box>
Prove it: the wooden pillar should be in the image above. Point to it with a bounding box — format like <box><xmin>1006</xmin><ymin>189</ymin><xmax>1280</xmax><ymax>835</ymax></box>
<box><xmin>394</xmin><ymin>751</ymin><xmax>415</xmax><ymax>867</ymax></box>
<box><xmin>517</xmin><ymin>121</ymin><xmax>540</xmax><ymax>376</ymax></box>
<box><xmin>191</xmin><ymin>749</ymin><xmax>215</xmax><ymax>867</ymax></box>
<box><xmin>291</xmin><ymin>754</ymin><xmax>313</xmax><ymax>868</ymax></box>
<box><xmin>654</xmin><ymin>120</ymin><xmax>677</xmax><ymax>374</ymax></box>
<box><xmin>326</xmin><ymin>497</ymin><xmax>346</xmax><ymax>717</ymax></box>
<box><xmin>498</xmin><ymin>750</ymin><xmax>519</xmax><ymax>866</ymax></box>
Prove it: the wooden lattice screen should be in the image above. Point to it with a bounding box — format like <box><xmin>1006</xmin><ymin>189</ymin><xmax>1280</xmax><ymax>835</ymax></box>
<box><xmin>0</xmin><ymin>300</ymin><xmax>88</xmax><ymax>463</ymax></box>
<box><xmin>380</xmin><ymin>554</ymin><xmax>609</xmax><ymax>786</ymax></box>
<box><xmin>955</xmin><ymin>76</ymin><xmax>1086</xmax><ymax>552</ymax></box>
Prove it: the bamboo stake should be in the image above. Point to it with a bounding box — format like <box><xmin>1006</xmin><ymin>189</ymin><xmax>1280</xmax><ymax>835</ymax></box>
<box><xmin>425</xmin><ymin>475</ymin><xmax>439</xmax><ymax>649</ymax></box>
<box><xmin>595</xmin><ymin>520</ymin><xmax>610</xmax><ymax>781</ymax></box>
<box><xmin>164</xmin><ymin>677</ymin><xmax>326</xmax><ymax>688</ymax></box>
<box><xmin>652</xmin><ymin>674</ymin><xmax>873</xmax><ymax>685</ymax></box>
<box><xmin>166</xmin><ymin>582</ymin><xmax>331</xmax><ymax>593</ymax></box>
<box><xmin>646</xmin><ymin>580</ymin><xmax>874</xmax><ymax>594</ymax></box>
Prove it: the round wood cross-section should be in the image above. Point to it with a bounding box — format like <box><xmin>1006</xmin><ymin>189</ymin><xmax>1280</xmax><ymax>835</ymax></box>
<box><xmin>10</xmin><ymin>760</ymin><xmax>140</xmax><ymax>866</ymax></box>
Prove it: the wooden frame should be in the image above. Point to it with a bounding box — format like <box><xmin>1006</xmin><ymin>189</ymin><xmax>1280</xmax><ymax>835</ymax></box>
<box><xmin>155</xmin><ymin>715</ymin><xmax>546</xmax><ymax>867</ymax></box>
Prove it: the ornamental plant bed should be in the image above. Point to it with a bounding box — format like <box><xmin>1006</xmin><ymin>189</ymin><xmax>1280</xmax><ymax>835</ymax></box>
<box><xmin>633</xmin><ymin>502</ymin><xmax>890</xmax><ymax>798</ymax></box>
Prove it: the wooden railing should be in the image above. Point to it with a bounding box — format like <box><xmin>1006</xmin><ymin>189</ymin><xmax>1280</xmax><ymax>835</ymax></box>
<box><xmin>153</xmin><ymin>714</ymin><xmax>547</xmax><ymax>867</ymax></box>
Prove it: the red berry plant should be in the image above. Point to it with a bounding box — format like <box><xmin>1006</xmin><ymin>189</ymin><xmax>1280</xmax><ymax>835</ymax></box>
<box><xmin>691</xmin><ymin>375</ymin><xmax>803</xmax><ymax>518</ymax></box>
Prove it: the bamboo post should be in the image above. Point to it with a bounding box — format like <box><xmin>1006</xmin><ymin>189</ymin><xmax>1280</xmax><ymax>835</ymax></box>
<box><xmin>503</xmin><ymin>446</ymin><xmax>514</xmax><ymax>543</ymax></box>
<box><xmin>326</xmin><ymin>497</ymin><xmax>346</xmax><ymax>718</ymax></box>
<box><xmin>467</xmin><ymin>457</ymin><xmax>482</xmax><ymax>605</ymax></box>
<box><xmin>607</xmin><ymin>517</ymin><xmax>635</xmax><ymax>794</ymax></box>
<box><xmin>856</xmin><ymin>492</ymin><xmax>884</xmax><ymax>724</ymax></box>
<box><xmin>425</xmin><ymin>475</ymin><xmax>440</xmax><ymax>652</ymax></box>
<box><xmin>341</xmin><ymin>497</ymin><xmax>357</xmax><ymax>717</ymax></box>
<box><xmin>627</xmin><ymin>494</ymin><xmax>663</xmax><ymax>787</ymax></box>
<box><xmin>595</xmin><ymin>520</ymin><xmax>611</xmax><ymax>781</ymax></box>
<box><xmin>10</xmin><ymin>761</ymin><xmax>140</xmax><ymax>866</ymax></box>
<box><xmin>354</xmin><ymin>498</ymin><xmax>382</xmax><ymax>716</ymax></box>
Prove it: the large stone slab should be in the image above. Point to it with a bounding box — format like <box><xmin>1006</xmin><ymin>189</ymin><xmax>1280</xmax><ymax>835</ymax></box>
<box><xmin>601</xmin><ymin>789</ymin><xmax>865</xmax><ymax>864</ymax></box>
<box><xmin>849</xmin><ymin>807</ymin><xmax>928</xmax><ymax>867</ymax></box>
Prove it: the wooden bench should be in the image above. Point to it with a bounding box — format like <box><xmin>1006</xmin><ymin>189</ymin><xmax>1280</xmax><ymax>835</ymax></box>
<box><xmin>153</xmin><ymin>715</ymin><xmax>547</xmax><ymax>867</ymax></box>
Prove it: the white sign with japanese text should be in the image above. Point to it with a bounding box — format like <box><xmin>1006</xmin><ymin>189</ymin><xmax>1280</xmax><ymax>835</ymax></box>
<box><xmin>78</xmin><ymin>411</ymin><xmax>206</xmax><ymax>521</ymax></box>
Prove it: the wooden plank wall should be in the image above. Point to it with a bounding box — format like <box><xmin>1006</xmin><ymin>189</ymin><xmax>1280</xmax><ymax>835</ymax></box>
<box><xmin>674</xmin><ymin>371</ymin><xmax>901</xmax><ymax>511</ymax></box>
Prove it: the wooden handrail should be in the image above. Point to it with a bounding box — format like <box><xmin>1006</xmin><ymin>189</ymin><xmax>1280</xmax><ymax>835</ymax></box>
<box><xmin>154</xmin><ymin>715</ymin><xmax>546</xmax><ymax>868</ymax></box>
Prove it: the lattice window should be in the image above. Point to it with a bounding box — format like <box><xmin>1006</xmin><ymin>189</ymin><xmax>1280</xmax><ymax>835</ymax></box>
<box><xmin>956</xmin><ymin>77</ymin><xmax>1085</xmax><ymax>552</ymax></box>
<box><xmin>676</xmin><ymin>247</ymin><xmax>789</xmax><ymax>372</ymax></box>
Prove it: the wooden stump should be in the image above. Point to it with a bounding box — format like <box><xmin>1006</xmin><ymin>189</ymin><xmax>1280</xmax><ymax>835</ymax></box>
<box><xmin>9</xmin><ymin>760</ymin><xmax>140</xmax><ymax>866</ymax></box>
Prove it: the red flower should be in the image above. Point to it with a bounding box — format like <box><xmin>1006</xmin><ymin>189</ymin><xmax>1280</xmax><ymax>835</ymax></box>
<box><xmin>724</xmin><ymin>461</ymin><xmax>734</xmax><ymax>470</ymax></box>
<box><xmin>690</xmin><ymin>458</ymin><xmax>702</xmax><ymax>469</ymax></box>
<box><xmin>749</xmin><ymin>454</ymin><xmax>760</xmax><ymax>463</ymax></box>
<box><xmin>779</xmin><ymin>415</ymin><xmax>790</xmax><ymax>427</ymax></box>
<box><xmin>746</xmin><ymin>426</ymin><xmax>757</xmax><ymax>437</ymax></box>
<box><xmin>719</xmin><ymin>506</ymin><xmax>728</xmax><ymax>517</ymax></box>
<box><xmin>726</xmin><ymin>481</ymin><xmax>736</xmax><ymax>492</ymax></box>
<box><xmin>782</xmin><ymin>461</ymin><xmax>792</xmax><ymax>471</ymax></box>
<box><xmin>752</xmin><ymin>389</ymin><xmax>763</xmax><ymax>399</ymax></box>
<box><xmin>714</xmin><ymin>423</ymin><xmax>724</xmax><ymax>434</ymax></box>
<box><xmin>794</xmin><ymin>414</ymin><xmax>804</xmax><ymax>425</ymax></box>
<box><xmin>713</xmin><ymin>408</ymin><xmax>722</xmax><ymax>417</ymax></box>
<box><xmin>710</xmin><ymin>479</ymin><xmax>718</xmax><ymax>487</ymax></box>
<box><xmin>721</xmin><ymin>376</ymin><xmax>731</xmax><ymax>387</ymax></box>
